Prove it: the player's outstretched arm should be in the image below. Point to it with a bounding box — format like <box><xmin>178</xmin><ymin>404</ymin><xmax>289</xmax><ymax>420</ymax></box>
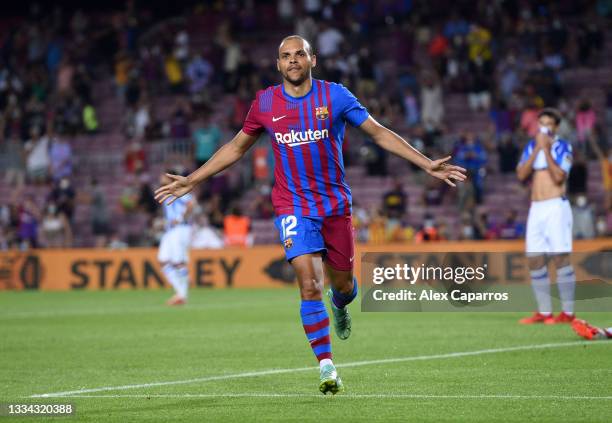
<box><xmin>155</xmin><ymin>130</ymin><xmax>258</xmax><ymax>204</ymax></box>
<box><xmin>358</xmin><ymin>116</ymin><xmax>466</xmax><ymax>187</ymax></box>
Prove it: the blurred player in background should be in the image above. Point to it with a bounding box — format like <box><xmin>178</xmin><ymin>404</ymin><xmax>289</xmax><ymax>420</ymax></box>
<box><xmin>572</xmin><ymin>319</ymin><xmax>612</xmax><ymax>340</ymax></box>
<box><xmin>516</xmin><ymin>109</ymin><xmax>576</xmax><ymax>324</ymax></box>
<box><xmin>158</xmin><ymin>171</ymin><xmax>194</xmax><ymax>306</ymax></box>
<box><xmin>155</xmin><ymin>35</ymin><xmax>466</xmax><ymax>394</ymax></box>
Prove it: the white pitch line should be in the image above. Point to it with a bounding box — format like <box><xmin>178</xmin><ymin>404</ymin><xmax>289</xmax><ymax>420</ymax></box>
<box><xmin>47</xmin><ymin>393</ymin><xmax>612</xmax><ymax>400</ymax></box>
<box><xmin>31</xmin><ymin>341</ymin><xmax>610</xmax><ymax>398</ymax></box>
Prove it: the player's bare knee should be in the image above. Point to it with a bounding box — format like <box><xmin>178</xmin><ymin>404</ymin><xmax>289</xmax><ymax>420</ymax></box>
<box><xmin>299</xmin><ymin>278</ymin><xmax>323</xmax><ymax>300</ymax></box>
<box><xmin>551</xmin><ymin>254</ymin><xmax>570</xmax><ymax>268</ymax></box>
<box><xmin>528</xmin><ymin>256</ymin><xmax>546</xmax><ymax>270</ymax></box>
<box><xmin>326</xmin><ymin>266</ymin><xmax>354</xmax><ymax>294</ymax></box>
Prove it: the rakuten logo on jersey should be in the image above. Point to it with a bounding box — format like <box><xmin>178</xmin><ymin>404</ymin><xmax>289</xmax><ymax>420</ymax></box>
<box><xmin>274</xmin><ymin>129</ymin><xmax>329</xmax><ymax>147</ymax></box>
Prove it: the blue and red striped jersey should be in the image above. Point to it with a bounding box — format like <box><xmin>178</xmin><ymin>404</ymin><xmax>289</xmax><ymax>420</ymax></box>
<box><xmin>242</xmin><ymin>79</ymin><xmax>369</xmax><ymax>217</ymax></box>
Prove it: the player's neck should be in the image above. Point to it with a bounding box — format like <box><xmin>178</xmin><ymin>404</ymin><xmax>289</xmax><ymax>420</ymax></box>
<box><xmin>282</xmin><ymin>78</ymin><xmax>312</xmax><ymax>98</ymax></box>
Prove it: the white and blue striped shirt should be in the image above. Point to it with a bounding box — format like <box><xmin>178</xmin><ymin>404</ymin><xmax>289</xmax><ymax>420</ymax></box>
<box><xmin>163</xmin><ymin>193</ymin><xmax>194</xmax><ymax>229</ymax></box>
<box><xmin>518</xmin><ymin>138</ymin><xmax>573</xmax><ymax>174</ymax></box>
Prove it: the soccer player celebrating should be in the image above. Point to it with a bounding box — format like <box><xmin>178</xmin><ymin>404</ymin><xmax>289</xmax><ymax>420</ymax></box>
<box><xmin>516</xmin><ymin>108</ymin><xmax>576</xmax><ymax>325</ymax></box>
<box><xmin>572</xmin><ymin>319</ymin><xmax>612</xmax><ymax>340</ymax></box>
<box><xmin>155</xmin><ymin>36</ymin><xmax>466</xmax><ymax>394</ymax></box>
<box><xmin>158</xmin><ymin>171</ymin><xmax>194</xmax><ymax>306</ymax></box>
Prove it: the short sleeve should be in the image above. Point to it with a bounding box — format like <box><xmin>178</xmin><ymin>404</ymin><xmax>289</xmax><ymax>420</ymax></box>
<box><xmin>555</xmin><ymin>142</ymin><xmax>572</xmax><ymax>174</ymax></box>
<box><xmin>517</xmin><ymin>141</ymin><xmax>533</xmax><ymax>168</ymax></box>
<box><xmin>336</xmin><ymin>84</ymin><xmax>369</xmax><ymax>127</ymax></box>
<box><xmin>242</xmin><ymin>100</ymin><xmax>264</xmax><ymax>136</ymax></box>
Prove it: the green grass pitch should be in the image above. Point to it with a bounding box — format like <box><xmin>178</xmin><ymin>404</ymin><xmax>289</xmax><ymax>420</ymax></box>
<box><xmin>1</xmin><ymin>289</ymin><xmax>611</xmax><ymax>422</ymax></box>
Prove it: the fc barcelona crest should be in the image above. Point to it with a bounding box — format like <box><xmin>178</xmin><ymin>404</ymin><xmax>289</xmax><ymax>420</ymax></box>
<box><xmin>284</xmin><ymin>238</ymin><xmax>294</xmax><ymax>249</ymax></box>
<box><xmin>315</xmin><ymin>106</ymin><xmax>329</xmax><ymax>120</ymax></box>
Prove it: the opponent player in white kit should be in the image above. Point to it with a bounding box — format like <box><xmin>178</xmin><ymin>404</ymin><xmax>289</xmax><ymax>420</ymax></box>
<box><xmin>516</xmin><ymin>108</ymin><xmax>576</xmax><ymax>324</ymax></box>
<box><xmin>158</xmin><ymin>172</ymin><xmax>194</xmax><ymax>306</ymax></box>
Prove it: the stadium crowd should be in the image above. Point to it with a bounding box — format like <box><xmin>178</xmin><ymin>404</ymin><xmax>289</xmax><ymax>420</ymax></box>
<box><xmin>0</xmin><ymin>0</ymin><xmax>610</xmax><ymax>249</ymax></box>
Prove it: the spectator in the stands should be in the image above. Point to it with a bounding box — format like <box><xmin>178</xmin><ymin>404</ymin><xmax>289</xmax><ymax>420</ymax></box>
<box><xmin>17</xmin><ymin>197</ymin><xmax>40</xmax><ymax>249</ymax></box>
<box><xmin>108</xmin><ymin>231</ymin><xmax>128</xmax><ymax>249</ymax></box>
<box><xmin>124</xmin><ymin>140</ymin><xmax>146</xmax><ymax>174</ymax></box>
<box><xmin>90</xmin><ymin>179</ymin><xmax>111</xmax><ymax>248</ymax></box>
<box><xmin>473</xmin><ymin>211</ymin><xmax>497</xmax><ymax>240</ymax></box>
<box><xmin>519</xmin><ymin>98</ymin><xmax>542</xmax><ymax>138</ymax></box>
<box><xmin>133</xmin><ymin>99</ymin><xmax>151</xmax><ymax>140</ymax></box>
<box><xmin>164</xmin><ymin>52</ymin><xmax>184</xmax><ymax>93</ymax></box>
<box><xmin>24</xmin><ymin>126</ymin><xmax>50</xmax><ymax>184</ymax></box>
<box><xmin>402</xmin><ymin>88</ymin><xmax>420</xmax><ymax>127</ymax></box>
<box><xmin>575</xmin><ymin>99</ymin><xmax>597</xmax><ymax>147</ymax></box>
<box><xmin>498</xmin><ymin>209</ymin><xmax>525</xmax><ymax>240</ymax></box>
<box><xmin>137</xmin><ymin>175</ymin><xmax>158</xmax><ymax>219</ymax></box>
<box><xmin>114</xmin><ymin>51</ymin><xmax>131</xmax><ymax>100</ymax></box>
<box><xmin>588</xmin><ymin>138</ymin><xmax>611</xmax><ymax>211</ymax></box>
<box><xmin>317</xmin><ymin>20</ymin><xmax>343</xmax><ymax>58</ymax></box>
<box><xmin>223</xmin><ymin>206</ymin><xmax>252</xmax><ymax>247</ymax></box>
<box><xmin>455</xmin><ymin>132</ymin><xmax>487</xmax><ymax>204</ymax></box>
<box><xmin>191</xmin><ymin>214</ymin><xmax>224</xmax><ymax>249</ymax></box>
<box><xmin>253</xmin><ymin>186</ymin><xmax>274</xmax><ymax>219</ymax></box>
<box><xmin>420</xmin><ymin>73</ymin><xmax>444</xmax><ymax>131</ymax></box>
<box><xmin>186</xmin><ymin>53</ymin><xmax>213</xmax><ymax>100</ymax></box>
<box><xmin>458</xmin><ymin>212</ymin><xmax>475</xmax><ymax>240</ymax></box>
<box><xmin>192</xmin><ymin>111</ymin><xmax>221</xmax><ymax>168</ymax></box>
<box><xmin>498</xmin><ymin>52</ymin><xmax>521</xmax><ymax>101</ymax></box>
<box><xmin>415</xmin><ymin>214</ymin><xmax>445</xmax><ymax>242</ymax></box>
<box><xmin>382</xmin><ymin>178</ymin><xmax>407</xmax><ymax>221</ymax></box>
<box><xmin>468</xmin><ymin>58</ymin><xmax>492</xmax><ymax>112</ymax></box>
<box><xmin>489</xmin><ymin>100</ymin><xmax>513</xmax><ymax>138</ymax></box>
<box><xmin>497</xmin><ymin>133</ymin><xmax>520</xmax><ymax>174</ymax></box>
<box><xmin>169</xmin><ymin>98</ymin><xmax>191</xmax><ymax>139</ymax></box>
<box><xmin>572</xmin><ymin>194</ymin><xmax>596</xmax><ymax>239</ymax></box>
<box><xmin>568</xmin><ymin>150</ymin><xmax>588</xmax><ymax>197</ymax></box>
<box><xmin>3</xmin><ymin>134</ymin><xmax>25</xmax><ymax>189</ymax></box>
<box><xmin>82</xmin><ymin>101</ymin><xmax>99</xmax><ymax>134</ymax></box>
<box><xmin>422</xmin><ymin>170</ymin><xmax>445</xmax><ymax>206</ymax></box>
<box><xmin>49</xmin><ymin>134</ymin><xmax>73</xmax><ymax>182</ymax></box>
<box><xmin>39</xmin><ymin>202</ymin><xmax>72</xmax><ymax>248</ymax></box>
<box><xmin>49</xmin><ymin>178</ymin><xmax>76</xmax><ymax>222</ymax></box>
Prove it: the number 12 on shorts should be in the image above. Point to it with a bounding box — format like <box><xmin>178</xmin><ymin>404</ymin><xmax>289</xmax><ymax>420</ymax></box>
<box><xmin>281</xmin><ymin>215</ymin><xmax>297</xmax><ymax>239</ymax></box>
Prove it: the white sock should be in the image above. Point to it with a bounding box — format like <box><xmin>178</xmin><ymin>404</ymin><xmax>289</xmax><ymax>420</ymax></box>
<box><xmin>175</xmin><ymin>266</ymin><xmax>189</xmax><ymax>299</ymax></box>
<box><xmin>556</xmin><ymin>265</ymin><xmax>575</xmax><ymax>314</ymax></box>
<box><xmin>319</xmin><ymin>358</ymin><xmax>333</xmax><ymax>369</ymax></box>
<box><xmin>605</xmin><ymin>328</ymin><xmax>612</xmax><ymax>338</ymax></box>
<box><xmin>530</xmin><ymin>266</ymin><xmax>552</xmax><ymax>315</ymax></box>
<box><xmin>162</xmin><ymin>264</ymin><xmax>183</xmax><ymax>298</ymax></box>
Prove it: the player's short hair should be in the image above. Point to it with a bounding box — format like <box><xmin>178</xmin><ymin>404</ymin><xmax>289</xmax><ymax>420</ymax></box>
<box><xmin>537</xmin><ymin>108</ymin><xmax>562</xmax><ymax>125</ymax></box>
<box><xmin>279</xmin><ymin>35</ymin><xmax>313</xmax><ymax>56</ymax></box>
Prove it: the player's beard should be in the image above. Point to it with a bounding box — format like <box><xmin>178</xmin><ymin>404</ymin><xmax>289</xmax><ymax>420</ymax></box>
<box><xmin>282</xmin><ymin>66</ymin><xmax>310</xmax><ymax>86</ymax></box>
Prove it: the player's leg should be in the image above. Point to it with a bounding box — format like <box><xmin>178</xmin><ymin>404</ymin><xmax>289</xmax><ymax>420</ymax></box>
<box><xmin>275</xmin><ymin>215</ymin><xmax>342</xmax><ymax>394</ymax></box>
<box><xmin>546</xmin><ymin>199</ymin><xmax>575</xmax><ymax>323</ymax></box>
<box><xmin>170</xmin><ymin>225</ymin><xmax>192</xmax><ymax>304</ymax></box>
<box><xmin>547</xmin><ymin>254</ymin><xmax>575</xmax><ymax>323</ymax></box>
<box><xmin>520</xmin><ymin>203</ymin><xmax>553</xmax><ymax>324</ymax></box>
<box><xmin>322</xmin><ymin>216</ymin><xmax>357</xmax><ymax>340</ymax></box>
<box><xmin>291</xmin><ymin>253</ymin><xmax>343</xmax><ymax>394</ymax></box>
<box><xmin>158</xmin><ymin>228</ymin><xmax>185</xmax><ymax>305</ymax></box>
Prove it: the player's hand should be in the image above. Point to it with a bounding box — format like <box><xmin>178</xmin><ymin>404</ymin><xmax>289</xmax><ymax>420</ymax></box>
<box><xmin>427</xmin><ymin>156</ymin><xmax>467</xmax><ymax>187</ymax></box>
<box><xmin>535</xmin><ymin>132</ymin><xmax>551</xmax><ymax>150</ymax></box>
<box><xmin>154</xmin><ymin>174</ymin><xmax>194</xmax><ymax>205</ymax></box>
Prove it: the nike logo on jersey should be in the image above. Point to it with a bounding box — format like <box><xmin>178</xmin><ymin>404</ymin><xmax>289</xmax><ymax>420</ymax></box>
<box><xmin>272</xmin><ymin>115</ymin><xmax>287</xmax><ymax>122</ymax></box>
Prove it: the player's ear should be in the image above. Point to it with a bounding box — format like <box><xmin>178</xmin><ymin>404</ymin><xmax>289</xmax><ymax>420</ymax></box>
<box><xmin>311</xmin><ymin>54</ymin><xmax>316</xmax><ymax>68</ymax></box>
<box><xmin>276</xmin><ymin>58</ymin><xmax>280</xmax><ymax>72</ymax></box>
